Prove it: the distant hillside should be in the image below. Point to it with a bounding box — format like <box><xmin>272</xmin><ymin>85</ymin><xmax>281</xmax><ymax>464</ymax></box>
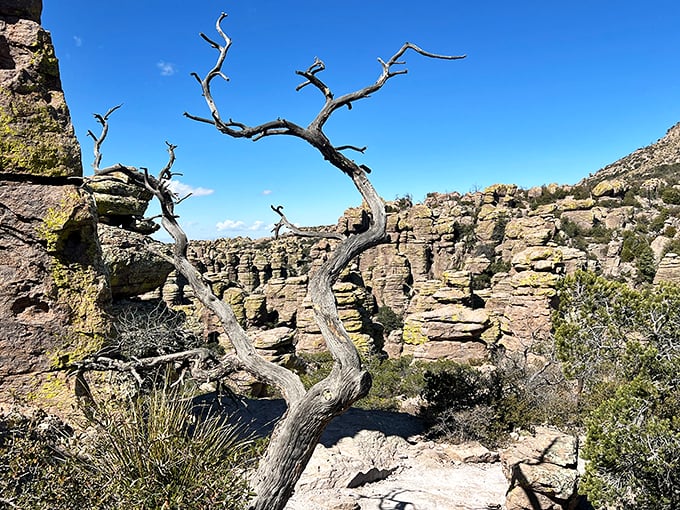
<box><xmin>581</xmin><ymin>121</ymin><xmax>680</xmax><ymax>187</ymax></box>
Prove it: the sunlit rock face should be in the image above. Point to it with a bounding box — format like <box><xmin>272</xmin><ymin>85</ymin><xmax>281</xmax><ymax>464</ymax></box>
<box><xmin>0</xmin><ymin>0</ymin><xmax>111</xmax><ymax>414</ymax></box>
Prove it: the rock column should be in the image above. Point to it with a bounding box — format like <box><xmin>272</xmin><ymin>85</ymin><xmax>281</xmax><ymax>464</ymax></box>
<box><xmin>0</xmin><ymin>0</ymin><xmax>111</xmax><ymax>413</ymax></box>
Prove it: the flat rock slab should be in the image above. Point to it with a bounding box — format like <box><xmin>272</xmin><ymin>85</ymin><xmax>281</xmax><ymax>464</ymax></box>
<box><xmin>207</xmin><ymin>396</ymin><xmax>507</xmax><ymax>509</ymax></box>
<box><xmin>286</xmin><ymin>458</ymin><xmax>507</xmax><ymax>510</ymax></box>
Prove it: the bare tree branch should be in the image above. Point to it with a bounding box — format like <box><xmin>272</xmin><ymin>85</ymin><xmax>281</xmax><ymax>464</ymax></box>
<box><xmin>87</xmin><ymin>103</ymin><xmax>122</xmax><ymax>172</ymax></box>
<box><xmin>180</xmin><ymin>16</ymin><xmax>465</xmax><ymax>510</ymax></box>
<box><xmin>270</xmin><ymin>205</ymin><xmax>344</xmax><ymax>240</ymax></box>
<box><xmin>71</xmin><ymin>348</ymin><xmax>242</xmax><ymax>390</ymax></box>
<box><xmin>82</xmin><ymin>13</ymin><xmax>463</xmax><ymax>510</ymax></box>
<box><xmin>295</xmin><ymin>57</ymin><xmax>333</xmax><ymax>99</ymax></box>
<box><xmin>335</xmin><ymin>145</ymin><xmax>367</xmax><ymax>154</ymax></box>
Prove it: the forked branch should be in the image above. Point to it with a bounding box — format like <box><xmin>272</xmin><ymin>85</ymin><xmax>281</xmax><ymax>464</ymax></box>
<box><xmin>87</xmin><ymin>103</ymin><xmax>122</xmax><ymax>172</ymax></box>
<box><xmin>81</xmin><ymin>13</ymin><xmax>463</xmax><ymax>510</ymax></box>
<box><xmin>184</xmin><ymin>12</ymin><xmax>465</xmax><ymax>141</ymax></box>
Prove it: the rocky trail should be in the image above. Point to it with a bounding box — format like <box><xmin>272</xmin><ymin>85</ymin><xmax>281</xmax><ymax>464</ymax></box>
<box><xmin>217</xmin><ymin>397</ymin><xmax>508</xmax><ymax>510</ymax></box>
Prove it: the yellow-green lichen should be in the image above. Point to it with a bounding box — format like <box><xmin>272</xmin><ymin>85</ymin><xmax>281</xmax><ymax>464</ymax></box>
<box><xmin>480</xmin><ymin>319</ymin><xmax>501</xmax><ymax>343</ymax></box>
<box><xmin>402</xmin><ymin>320</ymin><xmax>428</xmax><ymax>345</ymax></box>
<box><xmin>0</xmin><ymin>90</ymin><xmax>79</xmax><ymax>177</ymax></box>
<box><xmin>38</xmin><ymin>191</ymin><xmax>110</xmax><ymax>368</ymax></box>
<box><xmin>515</xmin><ymin>272</ymin><xmax>560</xmax><ymax>288</ymax></box>
<box><xmin>349</xmin><ymin>333</ymin><xmax>373</xmax><ymax>355</ymax></box>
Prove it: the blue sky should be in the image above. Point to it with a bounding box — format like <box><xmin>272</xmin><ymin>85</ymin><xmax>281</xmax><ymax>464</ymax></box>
<box><xmin>43</xmin><ymin>1</ymin><xmax>680</xmax><ymax>241</ymax></box>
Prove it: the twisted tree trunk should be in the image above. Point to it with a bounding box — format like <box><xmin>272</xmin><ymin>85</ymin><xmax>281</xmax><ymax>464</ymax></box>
<box><xmin>85</xmin><ymin>12</ymin><xmax>463</xmax><ymax>510</ymax></box>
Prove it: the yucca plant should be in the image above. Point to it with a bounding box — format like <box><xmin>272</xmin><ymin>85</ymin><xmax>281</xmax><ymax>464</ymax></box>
<box><xmin>84</xmin><ymin>381</ymin><xmax>256</xmax><ymax>509</ymax></box>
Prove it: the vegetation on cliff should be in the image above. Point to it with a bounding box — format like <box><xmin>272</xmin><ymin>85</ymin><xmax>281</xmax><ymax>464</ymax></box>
<box><xmin>555</xmin><ymin>271</ymin><xmax>680</xmax><ymax>509</ymax></box>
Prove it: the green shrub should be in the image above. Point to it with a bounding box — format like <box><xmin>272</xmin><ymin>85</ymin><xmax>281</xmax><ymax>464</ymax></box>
<box><xmin>375</xmin><ymin>305</ymin><xmax>404</xmax><ymax>336</ymax></box>
<box><xmin>0</xmin><ymin>409</ymin><xmax>97</xmax><ymax>509</ymax></box>
<box><xmin>420</xmin><ymin>360</ymin><xmax>515</xmax><ymax>445</ymax></box>
<box><xmin>453</xmin><ymin>221</ymin><xmax>477</xmax><ymax>250</ymax></box>
<box><xmin>650</xmin><ymin>208</ymin><xmax>669</xmax><ymax>233</ymax></box>
<box><xmin>587</xmin><ymin>223</ymin><xmax>613</xmax><ymax>244</ymax></box>
<box><xmin>421</xmin><ymin>351</ymin><xmax>577</xmax><ymax>446</ymax></box>
<box><xmin>621</xmin><ymin>189</ymin><xmax>641</xmax><ymax>207</ymax></box>
<box><xmin>555</xmin><ymin>272</ymin><xmax>680</xmax><ymax>508</ymax></box>
<box><xmin>661</xmin><ymin>187</ymin><xmax>680</xmax><ymax>205</ymax></box>
<box><xmin>471</xmin><ymin>257</ymin><xmax>511</xmax><ymax>290</ymax></box>
<box><xmin>580</xmin><ymin>377</ymin><xmax>680</xmax><ymax>510</ymax></box>
<box><xmin>83</xmin><ymin>381</ymin><xmax>256</xmax><ymax>509</ymax></box>
<box><xmin>301</xmin><ymin>353</ymin><xmax>426</xmax><ymax>412</ymax></box>
<box><xmin>662</xmin><ymin>238</ymin><xmax>680</xmax><ymax>257</ymax></box>
<box><xmin>560</xmin><ymin>217</ymin><xmax>581</xmax><ymax>239</ymax></box>
<box><xmin>356</xmin><ymin>355</ymin><xmax>425</xmax><ymax>411</ymax></box>
<box><xmin>298</xmin><ymin>351</ymin><xmax>335</xmax><ymax>390</ymax></box>
<box><xmin>491</xmin><ymin>214</ymin><xmax>509</xmax><ymax>243</ymax></box>
<box><xmin>620</xmin><ymin>231</ymin><xmax>656</xmax><ymax>282</ymax></box>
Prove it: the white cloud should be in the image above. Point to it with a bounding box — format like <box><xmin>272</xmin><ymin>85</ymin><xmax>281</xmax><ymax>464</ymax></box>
<box><xmin>157</xmin><ymin>60</ymin><xmax>177</xmax><ymax>76</ymax></box>
<box><xmin>168</xmin><ymin>180</ymin><xmax>214</xmax><ymax>197</ymax></box>
<box><xmin>216</xmin><ymin>219</ymin><xmax>246</xmax><ymax>231</ymax></box>
<box><xmin>73</xmin><ymin>36</ymin><xmax>82</xmax><ymax>47</ymax></box>
<box><xmin>215</xmin><ymin>219</ymin><xmax>273</xmax><ymax>234</ymax></box>
<box><xmin>261</xmin><ymin>189</ymin><xmax>272</xmax><ymax>196</ymax></box>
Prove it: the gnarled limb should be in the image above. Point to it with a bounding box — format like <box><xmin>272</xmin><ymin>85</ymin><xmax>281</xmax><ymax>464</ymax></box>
<box><xmin>80</xmin><ymin>12</ymin><xmax>462</xmax><ymax>510</ymax></box>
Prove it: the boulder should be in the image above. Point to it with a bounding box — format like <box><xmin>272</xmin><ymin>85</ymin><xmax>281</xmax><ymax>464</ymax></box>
<box><xmin>654</xmin><ymin>252</ymin><xmax>680</xmax><ymax>284</ymax></box>
<box><xmin>403</xmin><ymin>304</ymin><xmax>489</xmax><ymax>344</ymax></box>
<box><xmin>500</xmin><ymin>427</ymin><xmax>579</xmax><ymax>510</ymax></box>
<box><xmin>87</xmin><ymin>172</ymin><xmax>158</xmax><ymax>233</ymax></box>
<box><xmin>0</xmin><ymin>6</ymin><xmax>80</xmax><ymax>177</ymax></box>
<box><xmin>296</xmin><ymin>430</ymin><xmax>407</xmax><ymax>491</ymax></box>
<box><xmin>591</xmin><ymin>178</ymin><xmax>629</xmax><ymax>198</ymax></box>
<box><xmin>98</xmin><ymin>224</ymin><xmax>173</xmax><ymax>299</ymax></box>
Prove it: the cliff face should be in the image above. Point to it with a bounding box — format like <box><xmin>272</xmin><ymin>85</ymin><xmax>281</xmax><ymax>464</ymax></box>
<box><xmin>164</xmin><ymin>123</ymin><xmax>680</xmax><ymax>363</ymax></box>
<box><xmin>0</xmin><ymin>1</ymin><xmax>111</xmax><ymax>411</ymax></box>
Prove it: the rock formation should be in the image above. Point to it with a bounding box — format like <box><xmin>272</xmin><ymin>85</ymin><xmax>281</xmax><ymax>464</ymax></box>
<box><xmin>0</xmin><ymin>1</ymin><xmax>110</xmax><ymax>412</ymax></box>
<box><xmin>98</xmin><ymin>224</ymin><xmax>173</xmax><ymax>299</ymax></box>
<box><xmin>162</xmin><ymin>121</ymin><xmax>680</xmax><ymax>368</ymax></box>
<box><xmin>501</xmin><ymin>427</ymin><xmax>581</xmax><ymax>510</ymax></box>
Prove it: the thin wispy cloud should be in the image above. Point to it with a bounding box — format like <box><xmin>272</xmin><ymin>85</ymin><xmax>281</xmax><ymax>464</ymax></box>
<box><xmin>168</xmin><ymin>180</ymin><xmax>214</xmax><ymax>197</ymax></box>
<box><xmin>156</xmin><ymin>60</ymin><xmax>177</xmax><ymax>76</ymax></box>
<box><xmin>73</xmin><ymin>36</ymin><xmax>82</xmax><ymax>47</ymax></box>
<box><xmin>262</xmin><ymin>189</ymin><xmax>272</xmax><ymax>196</ymax></box>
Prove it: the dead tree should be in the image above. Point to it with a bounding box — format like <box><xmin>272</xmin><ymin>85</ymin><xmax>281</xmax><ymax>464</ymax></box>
<box><xmin>84</xmin><ymin>13</ymin><xmax>463</xmax><ymax>510</ymax></box>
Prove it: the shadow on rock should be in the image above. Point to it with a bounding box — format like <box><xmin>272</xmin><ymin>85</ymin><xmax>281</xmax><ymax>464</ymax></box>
<box><xmin>196</xmin><ymin>393</ymin><xmax>424</xmax><ymax>446</ymax></box>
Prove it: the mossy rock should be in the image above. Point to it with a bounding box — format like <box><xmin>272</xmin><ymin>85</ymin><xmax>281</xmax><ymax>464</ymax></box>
<box><xmin>0</xmin><ymin>90</ymin><xmax>81</xmax><ymax>177</ymax></box>
<box><xmin>402</xmin><ymin>319</ymin><xmax>428</xmax><ymax>345</ymax></box>
<box><xmin>37</xmin><ymin>189</ymin><xmax>111</xmax><ymax>368</ymax></box>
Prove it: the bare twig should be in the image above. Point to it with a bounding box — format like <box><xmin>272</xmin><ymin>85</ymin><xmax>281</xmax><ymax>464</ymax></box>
<box><xmin>87</xmin><ymin>104</ymin><xmax>122</xmax><ymax>172</ymax></box>
<box><xmin>335</xmin><ymin>145</ymin><xmax>367</xmax><ymax>154</ymax></box>
<box><xmin>295</xmin><ymin>57</ymin><xmax>333</xmax><ymax>99</ymax></box>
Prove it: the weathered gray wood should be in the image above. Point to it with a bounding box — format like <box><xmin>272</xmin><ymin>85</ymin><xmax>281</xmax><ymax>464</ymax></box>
<box><xmin>84</xmin><ymin>12</ymin><xmax>463</xmax><ymax>510</ymax></box>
